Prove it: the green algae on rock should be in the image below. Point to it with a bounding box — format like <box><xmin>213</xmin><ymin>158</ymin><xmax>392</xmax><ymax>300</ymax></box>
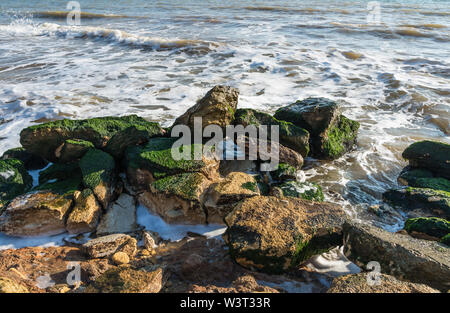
<box><xmin>398</xmin><ymin>167</ymin><xmax>450</xmax><ymax>192</ymax></box>
<box><xmin>234</xmin><ymin>108</ymin><xmax>310</xmax><ymax>157</ymax></box>
<box><xmin>0</xmin><ymin>159</ymin><xmax>33</xmax><ymax>207</ymax></box>
<box><xmin>404</xmin><ymin>217</ymin><xmax>450</xmax><ymax>239</ymax></box>
<box><xmin>38</xmin><ymin>162</ymin><xmax>81</xmax><ymax>185</ymax></box>
<box><xmin>223</xmin><ymin>196</ymin><xmax>346</xmax><ymax>274</ymax></box>
<box><xmin>79</xmin><ymin>149</ymin><xmax>116</xmax><ymax>209</ymax></box>
<box><xmin>383</xmin><ymin>187</ymin><xmax>450</xmax><ymax>219</ymax></box>
<box><xmin>402</xmin><ymin>140</ymin><xmax>450</xmax><ymax>180</ymax></box>
<box><xmin>441</xmin><ymin>233</ymin><xmax>450</xmax><ymax>246</ymax></box>
<box><xmin>1</xmin><ymin>147</ymin><xmax>48</xmax><ymax>170</ymax></box>
<box><xmin>277</xmin><ymin>181</ymin><xmax>324</xmax><ymax>202</ymax></box>
<box><xmin>20</xmin><ymin>115</ymin><xmax>165</xmax><ymax>162</ymax></box>
<box><xmin>274</xmin><ymin>97</ymin><xmax>359</xmax><ymax>159</ymax></box>
<box><xmin>270</xmin><ymin>163</ymin><xmax>298</xmax><ymax>181</ymax></box>
<box><xmin>55</xmin><ymin>139</ymin><xmax>94</xmax><ymax>163</ymax></box>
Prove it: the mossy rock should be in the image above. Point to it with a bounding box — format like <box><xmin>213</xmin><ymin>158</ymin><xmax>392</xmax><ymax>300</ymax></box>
<box><xmin>125</xmin><ymin>137</ymin><xmax>212</xmax><ymax>180</ymax></box>
<box><xmin>441</xmin><ymin>233</ymin><xmax>450</xmax><ymax>246</ymax></box>
<box><xmin>404</xmin><ymin>217</ymin><xmax>450</xmax><ymax>239</ymax></box>
<box><xmin>274</xmin><ymin>98</ymin><xmax>359</xmax><ymax>159</ymax></box>
<box><xmin>270</xmin><ymin>163</ymin><xmax>298</xmax><ymax>181</ymax></box>
<box><xmin>20</xmin><ymin>115</ymin><xmax>165</xmax><ymax>162</ymax></box>
<box><xmin>234</xmin><ymin>108</ymin><xmax>310</xmax><ymax>157</ymax></box>
<box><xmin>402</xmin><ymin>140</ymin><xmax>450</xmax><ymax>180</ymax></box>
<box><xmin>383</xmin><ymin>187</ymin><xmax>450</xmax><ymax>219</ymax></box>
<box><xmin>0</xmin><ymin>158</ymin><xmax>33</xmax><ymax>206</ymax></box>
<box><xmin>1</xmin><ymin>147</ymin><xmax>48</xmax><ymax>170</ymax></box>
<box><xmin>151</xmin><ymin>172</ymin><xmax>207</xmax><ymax>201</ymax></box>
<box><xmin>55</xmin><ymin>139</ymin><xmax>94</xmax><ymax>163</ymax></box>
<box><xmin>38</xmin><ymin>162</ymin><xmax>81</xmax><ymax>185</ymax></box>
<box><xmin>34</xmin><ymin>176</ymin><xmax>82</xmax><ymax>197</ymax></box>
<box><xmin>278</xmin><ymin>181</ymin><xmax>324</xmax><ymax>202</ymax></box>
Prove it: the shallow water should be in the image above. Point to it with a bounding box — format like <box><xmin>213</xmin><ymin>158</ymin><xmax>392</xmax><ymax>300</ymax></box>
<box><xmin>0</xmin><ymin>0</ymin><xmax>449</xmax><ymax>232</ymax></box>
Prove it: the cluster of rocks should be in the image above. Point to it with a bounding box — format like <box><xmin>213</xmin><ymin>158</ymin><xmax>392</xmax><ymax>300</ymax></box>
<box><xmin>0</xmin><ymin>85</ymin><xmax>448</xmax><ymax>293</ymax></box>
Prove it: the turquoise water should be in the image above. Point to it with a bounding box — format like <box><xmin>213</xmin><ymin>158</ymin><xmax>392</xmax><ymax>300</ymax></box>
<box><xmin>0</xmin><ymin>0</ymin><xmax>449</xmax><ymax>228</ymax></box>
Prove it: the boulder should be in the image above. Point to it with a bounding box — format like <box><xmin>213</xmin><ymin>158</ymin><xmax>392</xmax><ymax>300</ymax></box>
<box><xmin>173</xmin><ymin>85</ymin><xmax>239</xmax><ymax>130</ymax></box>
<box><xmin>19</xmin><ymin>115</ymin><xmax>165</xmax><ymax>162</ymax></box>
<box><xmin>111</xmin><ymin>251</ymin><xmax>130</xmax><ymax>265</ymax></box>
<box><xmin>204</xmin><ymin>172</ymin><xmax>260</xmax><ymax>224</ymax></box>
<box><xmin>234</xmin><ymin>108</ymin><xmax>310</xmax><ymax>157</ymax></box>
<box><xmin>277</xmin><ymin>181</ymin><xmax>324</xmax><ymax>202</ymax></box>
<box><xmin>398</xmin><ymin>167</ymin><xmax>450</xmax><ymax>192</ymax></box>
<box><xmin>270</xmin><ymin>163</ymin><xmax>298</xmax><ymax>181</ymax></box>
<box><xmin>0</xmin><ymin>277</ymin><xmax>29</xmax><ymax>293</ymax></box>
<box><xmin>223</xmin><ymin>196</ymin><xmax>346</xmax><ymax>273</ymax></box>
<box><xmin>383</xmin><ymin>187</ymin><xmax>450</xmax><ymax>219</ymax></box>
<box><xmin>54</xmin><ymin>139</ymin><xmax>94</xmax><ymax>163</ymax></box>
<box><xmin>81</xmin><ymin>233</ymin><xmax>137</xmax><ymax>259</ymax></box>
<box><xmin>343</xmin><ymin>221</ymin><xmax>450</xmax><ymax>291</ymax></box>
<box><xmin>404</xmin><ymin>217</ymin><xmax>450</xmax><ymax>240</ymax></box>
<box><xmin>0</xmin><ymin>191</ymin><xmax>72</xmax><ymax>237</ymax></box>
<box><xmin>125</xmin><ymin>137</ymin><xmax>219</xmax><ymax>189</ymax></box>
<box><xmin>66</xmin><ymin>189</ymin><xmax>102</xmax><ymax>234</ymax></box>
<box><xmin>85</xmin><ymin>267</ymin><xmax>164</xmax><ymax>293</ymax></box>
<box><xmin>1</xmin><ymin>147</ymin><xmax>48</xmax><ymax>170</ymax></box>
<box><xmin>139</xmin><ymin>172</ymin><xmax>212</xmax><ymax>224</ymax></box>
<box><xmin>79</xmin><ymin>149</ymin><xmax>117</xmax><ymax>209</ymax></box>
<box><xmin>327</xmin><ymin>273</ymin><xmax>439</xmax><ymax>293</ymax></box>
<box><xmin>274</xmin><ymin>97</ymin><xmax>360</xmax><ymax>159</ymax></box>
<box><xmin>0</xmin><ymin>159</ymin><xmax>33</xmax><ymax>208</ymax></box>
<box><xmin>38</xmin><ymin>162</ymin><xmax>81</xmax><ymax>185</ymax></box>
<box><xmin>96</xmin><ymin>193</ymin><xmax>138</xmax><ymax>236</ymax></box>
<box><xmin>402</xmin><ymin>140</ymin><xmax>450</xmax><ymax>179</ymax></box>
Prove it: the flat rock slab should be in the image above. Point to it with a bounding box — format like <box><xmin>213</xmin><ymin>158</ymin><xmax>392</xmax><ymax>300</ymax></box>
<box><xmin>81</xmin><ymin>233</ymin><xmax>137</xmax><ymax>259</ymax></box>
<box><xmin>96</xmin><ymin>193</ymin><xmax>138</xmax><ymax>236</ymax></box>
<box><xmin>343</xmin><ymin>221</ymin><xmax>450</xmax><ymax>291</ymax></box>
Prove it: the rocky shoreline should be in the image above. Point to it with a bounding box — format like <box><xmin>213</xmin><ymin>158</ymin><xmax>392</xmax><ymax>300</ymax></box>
<box><xmin>0</xmin><ymin>85</ymin><xmax>448</xmax><ymax>293</ymax></box>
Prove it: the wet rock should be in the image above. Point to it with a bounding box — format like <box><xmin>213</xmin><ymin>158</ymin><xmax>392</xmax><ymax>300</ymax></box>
<box><xmin>0</xmin><ymin>277</ymin><xmax>29</xmax><ymax>293</ymax></box>
<box><xmin>66</xmin><ymin>189</ymin><xmax>102</xmax><ymax>234</ymax></box>
<box><xmin>277</xmin><ymin>181</ymin><xmax>324</xmax><ymax>202</ymax></box>
<box><xmin>38</xmin><ymin>162</ymin><xmax>81</xmax><ymax>185</ymax></box>
<box><xmin>234</xmin><ymin>108</ymin><xmax>310</xmax><ymax>157</ymax></box>
<box><xmin>79</xmin><ymin>149</ymin><xmax>117</xmax><ymax>209</ymax></box>
<box><xmin>81</xmin><ymin>234</ymin><xmax>137</xmax><ymax>259</ymax></box>
<box><xmin>224</xmin><ymin>196</ymin><xmax>346</xmax><ymax>273</ymax></box>
<box><xmin>343</xmin><ymin>221</ymin><xmax>450</xmax><ymax>291</ymax></box>
<box><xmin>398</xmin><ymin>167</ymin><xmax>450</xmax><ymax>192</ymax></box>
<box><xmin>402</xmin><ymin>140</ymin><xmax>450</xmax><ymax>179</ymax></box>
<box><xmin>139</xmin><ymin>172</ymin><xmax>212</xmax><ymax>224</ymax></box>
<box><xmin>0</xmin><ymin>159</ymin><xmax>33</xmax><ymax>209</ymax></box>
<box><xmin>19</xmin><ymin>115</ymin><xmax>165</xmax><ymax>162</ymax></box>
<box><xmin>0</xmin><ymin>191</ymin><xmax>72</xmax><ymax>237</ymax></box>
<box><xmin>327</xmin><ymin>273</ymin><xmax>439</xmax><ymax>293</ymax></box>
<box><xmin>85</xmin><ymin>267</ymin><xmax>164</xmax><ymax>293</ymax></box>
<box><xmin>111</xmin><ymin>252</ymin><xmax>130</xmax><ymax>265</ymax></box>
<box><xmin>270</xmin><ymin>163</ymin><xmax>298</xmax><ymax>181</ymax></box>
<box><xmin>173</xmin><ymin>85</ymin><xmax>239</xmax><ymax>130</ymax></box>
<box><xmin>204</xmin><ymin>172</ymin><xmax>260</xmax><ymax>224</ymax></box>
<box><xmin>404</xmin><ymin>217</ymin><xmax>450</xmax><ymax>240</ymax></box>
<box><xmin>383</xmin><ymin>187</ymin><xmax>450</xmax><ymax>219</ymax></box>
<box><xmin>55</xmin><ymin>139</ymin><xmax>94</xmax><ymax>163</ymax></box>
<box><xmin>96</xmin><ymin>193</ymin><xmax>138</xmax><ymax>236</ymax></box>
<box><xmin>1</xmin><ymin>147</ymin><xmax>48</xmax><ymax>170</ymax></box>
<box><xmin>274</xmin><ymin>97</ymin><xmax>360</xmax><ymax>159</ymax></box>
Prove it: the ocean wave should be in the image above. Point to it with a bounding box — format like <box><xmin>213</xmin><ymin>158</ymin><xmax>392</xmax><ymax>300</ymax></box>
<box><xmin>32</xmin><ymin>11</ymin><xmax>138</xmax><ymax>19</ymax></box>
<box><xmin>0</xmin><ymin>22</ymin><xmax>222</xmax><ymax>54</ymax></box>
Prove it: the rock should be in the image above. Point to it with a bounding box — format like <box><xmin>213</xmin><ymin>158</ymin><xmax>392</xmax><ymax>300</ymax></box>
<box><xmin>125</xmin><ymin>137</ymin><xmax>219</xmax><ymax>189</ymax></box>
<box><xmin>138</xmin><ymin>172</ymin><xmax>212</xmax><ymax>224</ymax></box>
<box><xmin>143</xmin><ymin>231</ymin><xmax>158</xmax><ymax>250</ymax></box>
<box><xmin>173</xmin><ymin>85</ymin><xmax>239</xmax><ymax>130</ymax></box>
<box><xmin>19</xmin><ymin>115</ymin><xmax>165</xmax><ymax>162</ymax></box>
<box><xmin>111</xmin><ymin>252</ymin><xmax>130</xmax><ymax>265</ymax></box>
<box><xmin>1</xmin><ymin>147</ymin><xmax>48</xmax><ymax>170</ymax></box>
<box><xmin>398</xmin><ymin>167</ymin><xmax>450</xmax><ymax>192</ymax></box>
<box><xmin>96</xmin><ymin>193</ymin><xmax>137</xmax><ymax>236</ymax></box>
<box><xmin>79</xmin><ymin>149</ymin><xmax>116</xmax><ymax>209</ymax></box>
<box><xmin>204</xmin><ymin>172</ymin><xmax>260</xmax><ymax>224</ymax></box>
<box><xmin>223</xmin><ymin>196</ymin><xmax>346</xmax><ymax>273</ymax></box>
<box><xmin>34</xmin><ymin>174</ymin><xmax>82</xmax><ymax>197</ymax></box>
<box><xmin>54</xmin><ymin>139</ymin><xmax>94</xmax><ymax>163</ymax></box>
<box><xmin>270</xmin><ymin>163</ymin><xmax>298</xmax><ymax>181</ymax></box>
<box><xmin>81</xmin><ymin>234</ymin><xmax>137</xmax><ymax>259</ymax></box>
<box><xmin>383</xmin><ymin>187</ymin><xmax>450</xmax><ymax>219</ymax></box>
<box><xmin>404</xmin><ymin>217</ymin><xmax>450</xmax><ymax>240</ymax></box>
<box><xmin>441</xmin><ymin>234</ymin><xmax>450</xmax><ymax>246</ymax></box>
<box><xmin>84</xmin><ymin>267</ymin><xmax>164</xmax><ymax>293</ymax></box>
<box><xmin>0</xmin><ymin>159</ymin><xmax>33</xmax><ymax>208</ymax></box>
<box><xmin>66</xmin><ymin>189</ymin><xmax>102</xmax><ymax>234</ymax></box>
<box><xmin>274</xmin><ymin>97</ymin><xmax>360</xmax><ymax>159</ymax></box>
<box><xmin>234</xmin><ymin>108</ymin><xmax>310</xmax><ymax>157</ymax></box>
<box><xmin>277</xmin><ymin>181</ymin><xmax>324</xmax><ymax>202</ymax></box>
<box><xmin>0</xmin><ymin>277</ymin><xmax>29</xmax><ymax>293</ymax></box>
<box><xmin>402</xmin><ymin>140</ymin><xmax>450</xmax><ymax>179</ymax></box>
<box><xmin>189</xmin><ymin>275</ymin><xmax>280</xmax><ymax>293</ymax></box>
<box><xmin>343</xmin><ymin>221</ymin><xmax>450</xmax><ymax>291</ymax></box>
<box><xmin>0</xmin><ymin>191</ymin><xmax>72</xmax><ymax>237</ymax></box>
<box><xmin>327</xmin><ymin>273</ymin><xmax>439</xmax><ymax>293</ymax></box>
<box><xmin>38</xmin><ymin>162</ymin><xmax>81</xmax><ymax>185</ymax></box>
